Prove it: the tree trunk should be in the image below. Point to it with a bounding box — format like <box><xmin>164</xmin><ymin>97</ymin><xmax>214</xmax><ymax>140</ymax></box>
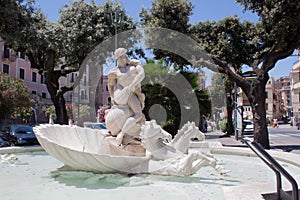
<box><xmin>53</xmin><ymin>95</ymin><xmax>68</xmax><ymax>125</ymax></box>
<box><xmin>226</xmin><ymin>94</ymin><xmax>234</xmax><ymax>135</ymax></box>
<box><xmin>250</xmin><ymin>80</ymin><xmax>270</xmax><ymax>149</ymax></box>
<box><xmin>46</xmin><ymin>71</ymin><xmax>68</xmax><ymax>125</ymax></box>
<box><xmin>43</xmin><ymin>50</ymin><xmax>68</xmax><ymax>125</ymax></box>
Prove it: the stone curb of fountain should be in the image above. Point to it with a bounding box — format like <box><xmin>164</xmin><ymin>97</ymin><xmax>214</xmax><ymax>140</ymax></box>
<box><xmin>0</xmin><ymin>145</ymin><xmax>43</xmax><ymax>154</ymax></box>
<box><xmin>1</xmin><ymin>142</ymin><xmax>300</xmax><ymax>200</ymax></box>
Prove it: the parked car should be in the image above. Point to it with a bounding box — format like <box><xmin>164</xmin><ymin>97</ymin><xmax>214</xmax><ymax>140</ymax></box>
<box><xmin>0</xmin><ymin>136</ymin><xmax>8</xmax><ymax>147</ymax></box>
<box><xmin>243</xmin><ymin>120</ymin><xmax>254</xmax><ymax>135</ymax></box>
<box><xmin>83</xmin><ymin>122</ymin><xmax>107</xmax><ymax>130</ymax></box>
<box><xmin>1</xmin><ymin>125</ymin><xmax>39</xmax><ymax>146</ymax></box>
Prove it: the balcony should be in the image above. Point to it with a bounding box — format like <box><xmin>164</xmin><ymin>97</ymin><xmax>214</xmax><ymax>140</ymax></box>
<box><xmin>2</xmin><ymin>53</ymin><xmax>16</xmax><ymax>62</ymax></box>
<box><xmin>280</xmin><ymin>86</ymin><xmax>291</xmax><ymax>91</ymax></box>
<box><xmin>292</xmin><ymin>82</ymin><xmax>300</xmax><ymax>90</ymax></box>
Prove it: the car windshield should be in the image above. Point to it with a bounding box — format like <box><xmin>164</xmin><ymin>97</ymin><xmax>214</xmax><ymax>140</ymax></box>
<box><xmin>245</xmin><ymin>121</ymin><xmax>253</xmax><ymax>125</ymax></box>
<box><xmin>93</xmin><ymin>124</ymin><xmax>106</xmax><ymax>129</ymax></box>
<box><xmin>11</xmin><ymin>126</ymin><xmax>34</xmax><ymax>134</ymax></box>
<box><xmin>84</xmin><ymin>123</ymin><xmax>106</xmax><ymax>129</ymax></box>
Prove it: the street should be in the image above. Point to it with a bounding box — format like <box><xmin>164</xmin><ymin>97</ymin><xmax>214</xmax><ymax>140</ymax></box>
<box><xmin>268</xmin><ymin>124</ymin><xmax>300</xmax><ymax>154</ymax></box>
<box><xmin>211</xmin><ymin>124</ymin><xmax>300</xmax><ymax>154</ymax></box>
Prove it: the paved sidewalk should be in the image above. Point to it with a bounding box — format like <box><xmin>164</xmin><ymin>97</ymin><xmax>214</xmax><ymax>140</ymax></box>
<box><xmin>205</xmin><ymin>130</ymin><xmax>246</xmax><ymax>147</ymax></box>
<box><xmin>205</xmin><ymin>129</ymin><xmax>300</xmax><ymax>154</ymax></box>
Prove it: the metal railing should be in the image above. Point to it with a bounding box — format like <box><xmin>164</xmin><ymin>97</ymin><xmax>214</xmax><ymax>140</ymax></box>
<box><xmin>242</xmin><ymin>138</ymin><xmax>299</xmax><ymax>200</ymax></box>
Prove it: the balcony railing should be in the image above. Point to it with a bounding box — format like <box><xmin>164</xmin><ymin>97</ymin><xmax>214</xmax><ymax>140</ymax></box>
<box><xmin>293</xmin><ymin>82</ymin><xmax>300</xmax><ymax>90</ymax></box>
<box><xmin>2</xmin><ymin>52</ymin><xmax>16</xmax><ymax>62</ymax></box>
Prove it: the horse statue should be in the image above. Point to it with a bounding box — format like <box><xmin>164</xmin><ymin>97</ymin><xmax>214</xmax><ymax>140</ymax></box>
<box><xmin>140</xmin><ymin>120</ymin><xmax>218</xmax><ymax>176</ymax></box>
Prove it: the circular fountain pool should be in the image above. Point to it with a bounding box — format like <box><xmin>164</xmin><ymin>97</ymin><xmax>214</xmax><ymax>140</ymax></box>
<box><xmin>1</xmin><ymin>147</ymin><xmax>300</xmax><ymax>200</ymax></box>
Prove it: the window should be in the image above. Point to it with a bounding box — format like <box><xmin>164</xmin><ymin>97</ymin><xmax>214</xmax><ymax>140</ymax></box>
<box><xmin>32</xmin><ymin>91</ymin><xmax>37</xmax><ymax>95</ymax></box>
<box><xmin>80</xmin><ymin>89</ymin><xmax>86</xmax><ymax>100</ymax></box>
<box><xmin>19</xmin><ymin>68</ymin><xmax>25</xmax><ymax>80</ymax></box>
<box><xmin>84</xmin><ymin>75</ymin><xmax>87</xmax><ymax>86</ymax></box>
<box><xmin>32</xmin><ymin>72</ymin><xmax>37</xmax><ymax>82</ymax></box>
<box><xmin>2</xmin><ymin>64</ymin><xmax>9</xmax><ymax>74</ymax></box>
<box><xmin>19</xmin><ymin>52</ymin><xmax>25</xmax><ymax>59</ymax></box>
<box><xmin>42</xmin><ymin>92</ymin><xmax>47</xmax><ymax>98</ymax></box>
<box><xmin>41</xmin><ymin>75</ymin><xmax>46</xmax><ymax>84</ymax></box>
<box><xmin>70</xmin><ymin>73</ymin><xmax>74</xmax><ymax>83</ymax></box>
<box><xmin>3</xmin><ymin>45</ymin><xmax>9</xmax><ymax>58</ymax></box>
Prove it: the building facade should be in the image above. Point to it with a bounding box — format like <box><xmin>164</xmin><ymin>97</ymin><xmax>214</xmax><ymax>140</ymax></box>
<box><xmin>290</xmin><ymin>56</ymin><xmax>300</xmax><ymax>124</ymax></box>
<box><xmin>0</xmin><ymin>39</ymin><xmax>52</xmax><ymax>123</ymax></box>
<box><xmin>265</xmin><ymin>76</ymin><xmax>276</xmax><ymax>120</ymax></box>
<box><xmin>275</xmin><ymin>76</ymin><xmax>291</xmax><ymax>121</ymax></box>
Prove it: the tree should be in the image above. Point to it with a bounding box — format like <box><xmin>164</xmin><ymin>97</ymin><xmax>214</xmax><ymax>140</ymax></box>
<box><xmin>224</xmin><ymin>77</ymin><xmax>235</xmax><ymax>136</ymax></box>
<box><xmin>0</xmin><ymin>0</ymin><xmax>135</xmax><ymax>124</ymax></box>
<box><xmin>209</xmin><ymin>73</ymin><xmax>227</xmax><ymax>130</ymax></box>
<box><xmin>0</xmin><ymin>72</ymin><xmax>32</xmax><ymax>123</ymax></box>
<box><xmin>142</xmin><ymin>60</ymin><xmax>211</xmax><ymax>135</ymax></box>
<box><xmin>191</xmin><ymin>1</ymin><xmax>300</xmax><ymax>148</ymax></box>
<box><xmin>140</xmin><ymin>0</ymin><xmax>300</xmax><ymax>148</ymax></box>
<box><xmin>139</xmin><ymin>0</ymin><xmax>193</xmax><ymax>68</ymax></box>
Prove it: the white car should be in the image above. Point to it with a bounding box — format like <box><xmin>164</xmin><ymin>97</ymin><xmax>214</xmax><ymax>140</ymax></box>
<box><xmin>243</xmin><ymin>120</ymin><xmax>254</xmax><ymax>135</ymax></box>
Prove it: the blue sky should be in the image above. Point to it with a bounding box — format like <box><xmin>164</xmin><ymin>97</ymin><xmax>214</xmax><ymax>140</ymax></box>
<box><xmin>34</xmin><ymin>0</ymin><xmax>298</xmax><ymax>79</ymax></box>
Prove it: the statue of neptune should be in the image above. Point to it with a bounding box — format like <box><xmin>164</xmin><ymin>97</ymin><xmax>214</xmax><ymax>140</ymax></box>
<box><xmin>105</xmin><ymin>48</ymin><xmax>146</xmax><ymax>146</ymax></box>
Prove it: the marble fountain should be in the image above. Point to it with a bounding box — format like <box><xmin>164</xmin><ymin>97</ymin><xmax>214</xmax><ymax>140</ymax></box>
<box><xmin>1</xmin><ymin>48</ymin><xmax>300</xmax><ymax>200</ymax></box>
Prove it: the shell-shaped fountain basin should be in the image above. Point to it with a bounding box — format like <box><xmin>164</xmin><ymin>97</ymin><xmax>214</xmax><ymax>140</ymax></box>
<box><xmin>34</xmin><ymin>124</ymin><xmax>151</xmax><ymax>174</ymax></box>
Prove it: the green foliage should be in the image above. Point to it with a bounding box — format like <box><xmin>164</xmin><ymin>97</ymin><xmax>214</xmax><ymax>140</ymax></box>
<box><xmin>190</xmin><ymin>17</ymin><xmax>263</xmax><ymax>67</ymax></box>
<box><xmin>0</xmin><ymin>72</ymin><xmax>32</xmax><ymax>123</ymax></box>
<box><xmin>43</xmin><ymin>105</ymin><xmax>56</xmax><ymax>120</ymax></box>
<box><xmin>0</xmin><ymin>0</ymin><xmax>136</xmax><ymax>124</ymax></box>
<box><xmin>43</xmin><ymin>104</ymin><xmax>73</xmax><ymax>120</ymax></box>
<box><xmin>140</xmin><ymin>0</ymin><xmax>193</xmax><ymax>33</ymax></box>
<box><xmin>142</xmin><ymin>60</ymin><xmax>211</xmax><ymax>135</ymax></box>
<box><xmin>189</xmin><ymin>1</ymin><xmax>300</xmax><ymax>148</ymax></box>
<box><xmin>58</xmin><ymin>0</ymin><xmax>136</xmax><ymax>64</ymax></box>
<box><xmin>140</xmin><ymin>0</ymin><xmax>194</xmax><ymax>68</ymax></box>
<box><xmin>196</xmin><ymin>89</ymin><xmax>211</xmax><ymax>117</ymax></box>
<box><xmin>236</xmin><ymin>0</ymin><xmax>300</xmax><ymax>51</ymax></box>
<box><xmin>142</xmin><ymin>61</ymin><xmax>178</xmax><ymax>133</ymax></box>
<box><xmin>0</xmin><ymin>0</ymin><xmax>47</xmax><ymax>53</ymax></box>
<box><xmin>74</xmin><ymin>105</ymin><xmax>91</xmax><ymax>126</ymax></box>
<box><xmin>219</xmin><ymin>119</ymin><xmax>227</xmax><ymax>133</ymax></box>
<box><xmin>209</xmin><ymin>73</ymin><xmax>226</xmax><ymax>110</ymax></box>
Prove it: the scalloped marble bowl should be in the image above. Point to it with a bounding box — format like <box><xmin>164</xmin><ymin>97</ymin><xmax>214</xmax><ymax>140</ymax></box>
<box><xmin>34</xmin><ymin>124</ymin><xmax>150</xmax><ymax>174</ymax></box>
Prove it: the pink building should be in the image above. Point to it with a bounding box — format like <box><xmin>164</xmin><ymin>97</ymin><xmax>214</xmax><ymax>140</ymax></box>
<box><xmin>1</xmin><ymin>39</ymin><xmax>52</xmax><ymax>123</ymax></box>
<box><xmin>97</xmin><ymin>75</ymin><xmax>110</xmax><ymax>106</ymax></box>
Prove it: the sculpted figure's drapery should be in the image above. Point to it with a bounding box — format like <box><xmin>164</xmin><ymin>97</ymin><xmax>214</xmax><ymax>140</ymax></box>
<box><xmin>105</xmin><ymin>48</ymin><xmax>146</xmax><ymax>146</ymax></box>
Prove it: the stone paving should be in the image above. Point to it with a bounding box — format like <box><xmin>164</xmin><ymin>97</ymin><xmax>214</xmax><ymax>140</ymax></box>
<box><xmin>205</xmin><ymin>125</ymin><xmax>300</xmax><ymax>154</ymax></box>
